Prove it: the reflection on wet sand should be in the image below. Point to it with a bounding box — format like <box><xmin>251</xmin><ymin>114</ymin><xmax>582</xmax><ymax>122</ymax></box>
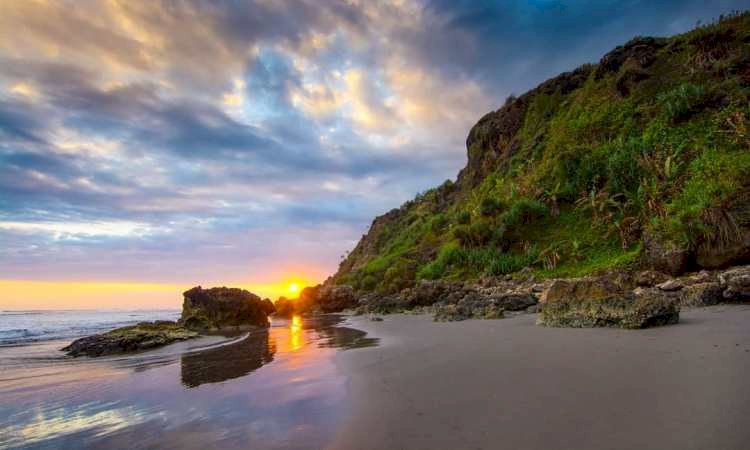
<box><xmin>180</xmin><ymin>330</ymin><xmax>276</xmax><ymax>388</ymax></box>
<box><xmin>0</xmin><ymin>314</ymin><xmax>378</xmax><ymax>449</ymax></box>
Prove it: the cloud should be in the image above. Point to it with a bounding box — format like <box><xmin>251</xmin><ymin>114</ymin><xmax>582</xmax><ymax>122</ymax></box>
<box><xmin>0</xmin><ymin>0</ymin><xmax>745</xmax><ymax>288</ymax></box>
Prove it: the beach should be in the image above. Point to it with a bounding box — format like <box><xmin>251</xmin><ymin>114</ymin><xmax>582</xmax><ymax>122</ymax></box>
<box><xmin>333</xmin><ymin>305</ymin><xmax>750</xmax><ymax>450</ymax></box>
<box><xmin>2</xmin><ymin>306</ymin><xmax>749</xmax><ymax>449</ymax></box>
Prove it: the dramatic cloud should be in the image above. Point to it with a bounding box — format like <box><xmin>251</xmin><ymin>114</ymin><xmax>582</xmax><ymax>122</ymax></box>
<box><xmin>0</xmin><ymin>0</ymin><xmax>743</xmax><ymax>289</ymax></box>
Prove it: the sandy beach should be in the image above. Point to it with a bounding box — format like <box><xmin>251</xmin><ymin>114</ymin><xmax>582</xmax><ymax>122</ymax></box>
<box><xmin>333</xmin><ymin>306</ymin><xmax>750</xmax><ymax>450</ymax></box>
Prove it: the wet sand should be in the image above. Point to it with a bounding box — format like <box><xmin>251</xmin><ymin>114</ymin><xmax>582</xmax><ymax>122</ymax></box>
<box><xmin>333</xmin><ymin>305</ymin><xmax>750</xmax><ymax>450</ymax></box>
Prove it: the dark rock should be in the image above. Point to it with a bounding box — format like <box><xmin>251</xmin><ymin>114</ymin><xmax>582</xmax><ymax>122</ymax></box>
<box><xmin>260</xmin><ymin>298</ymin><xmax>276</xmax><ymax>316</ymax></box>
<box><xmin>635</xmin><ymin>270</ymin><xmax>671</xmax><ymax>287</ymax></box>
<box><xmin>402</xmin><ymin>280</ymin><xmax>465</xmax><ymax>308</ymax></box>
<box><xmin>679</xmin><ymin>282</ymin><xmax>723</xmax><ymax>307</ymax></box>
<box><xmin>63</xmin><ymin>321</ymin><xmax>197</xmax><ymax>357</ymax></box>
<box><xmin>642</xmin><ymin>235</ymin><xmax>691</xmax><ymax>276</ymax></box>
<box><xmin>370</xmin><ymin>316</ymin><xmax>384</xmax><ymax>322</ymax></box>
<box><xmin>595</xmin><ymin>37</ymin><xmax>665</xmax><ymax>80</ymax></box>
<box><xmin>434</xmin><ymin>293</ymin><xmax>504</xmax><ymax>322</ymax></box>
<box><xmin>720</xmin><ymin>266</ymin><xmax>750</xmax><ymax>300</ymax></box>
<box><xmin>273</xmin><ymin>296</ymin><xmax>295</xmax><ymax>317</ymax></box>
<box><xmin>538</xmin><ymin>276</ymin><xmax>679</xmax><ymax>329</ymax></box>
<box><xmin>317</xmin><ymin>285</ymin><xmax>357</xmax><ymax>312</ymax></box>
<box><xmin>657</xmin><ymin>279</ymin><xmax>684</xmax><ymax>291</ymax></box>
<box><xmin>356</xmin><ymin>293</ymin><xmax>410</xmax><ymax>315</ymax></box>
<box><xmin>490</xmin><ymin>292</ymin><xmax>537</xmax><ymax>311</ymax></box>
<box><xmin>695</xmin><ymin>229</ymin><xmax>750</xmax><ymax>269</ymax></box>
<box><xmin>181</xmin><ymin>286</ymin><xmax>271</xmax><ymax>330</ymax></box>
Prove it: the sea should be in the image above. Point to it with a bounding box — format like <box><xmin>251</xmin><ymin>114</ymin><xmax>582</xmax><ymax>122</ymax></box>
<box><xmin>0</xmin><ymin>309</ymin><xmax>181</xmax><ymax>347</ymax></box>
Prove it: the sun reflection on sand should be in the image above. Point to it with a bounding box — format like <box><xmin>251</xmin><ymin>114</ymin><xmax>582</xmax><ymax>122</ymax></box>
<box><xmin>289</xmin><ymin>315</ymin><xmax>304</xmax><ymax>351</ymax></box>
<box><xmin>2</xmin><ymin>404</ymin><xmax>148</xmax><ymax>448</ymax></box>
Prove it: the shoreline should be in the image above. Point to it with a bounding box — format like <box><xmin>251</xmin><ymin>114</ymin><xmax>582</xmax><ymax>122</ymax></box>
<box><xmin>333</xmin><ymin>305</ymin><xmax>750</xmax><ymax>450</ymax></box>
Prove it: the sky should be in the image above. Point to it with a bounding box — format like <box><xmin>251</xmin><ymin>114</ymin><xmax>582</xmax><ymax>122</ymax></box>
<box><xmin>1</xmin><ymin>0</ymin><xmax>747</xmax><ymax>308</ymax></box>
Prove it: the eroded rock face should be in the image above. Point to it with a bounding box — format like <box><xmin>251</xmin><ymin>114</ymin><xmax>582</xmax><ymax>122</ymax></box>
<box><xmin>181</xmin><ymin>286</ymin><xmax>271</xmax><ymax>330</ymax></box>
<box><xmin>433</xmin><ymin>293</ymin><xmax>504</xmax><ymax>322</ymax></box>
<box><xmin>538</xmin><ymin>276</ymin><xmax>679</xmax><ymax>329</ymax></box>
<box><xmin>679</xmin><ymin>282</ymin><xmax>723</xmax><ymax>307</ymax></box>
<box><xmin>720</xmin><ymin>266</ymin><xmax>750</xmax><ymax>300</ymax></box>
<box><xmin>642</xmin><ymin>235</ymin><xmax>691</xmax><ymax>276</ymax></box>
<box><xmin>63</xmin><ymin>321</ymin><xmax>197</xmax><ymax>357</ymax></box>
<box><xmin>316</xmin><ymin>285</ymin><xmax>357</xmax><ymax>312</ymax></box>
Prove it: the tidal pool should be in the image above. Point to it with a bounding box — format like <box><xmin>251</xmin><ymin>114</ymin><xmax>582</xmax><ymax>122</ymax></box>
<box><xmin>0</xmin><ymin>315</ymin><xmax>378</xmax><ymax>450</ymax></box>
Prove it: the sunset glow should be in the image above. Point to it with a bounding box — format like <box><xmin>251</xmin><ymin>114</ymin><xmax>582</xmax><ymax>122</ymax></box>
<box><xmin>0</xmin><ymin>277</ymin><xmax>318</xmax><ymax>310</ymax></box>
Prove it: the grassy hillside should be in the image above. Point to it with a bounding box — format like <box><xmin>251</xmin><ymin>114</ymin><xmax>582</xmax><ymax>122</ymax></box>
<box><xmin>334</xmin><ymin>12</ymin><xmax>750</xmax><ymax>294</ymax></box>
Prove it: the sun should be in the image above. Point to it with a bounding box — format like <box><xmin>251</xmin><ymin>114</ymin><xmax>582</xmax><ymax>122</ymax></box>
<box><xmin>287</xmin><ymin>282</ymin><xmax>300</xmax><ymax>295</ymax></box>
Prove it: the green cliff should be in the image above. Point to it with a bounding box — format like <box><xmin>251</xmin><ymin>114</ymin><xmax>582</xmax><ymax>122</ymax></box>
<box><xmin>334</xmin><ymin>12</ymin><xmax>750</xmax><ymax>295</ymax></box>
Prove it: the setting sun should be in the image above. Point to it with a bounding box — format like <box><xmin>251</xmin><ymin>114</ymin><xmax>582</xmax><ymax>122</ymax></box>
<box><xmin>287</xmin><ymin>283</ymin><xmax>300</xmax><ymax>295</ymax></box>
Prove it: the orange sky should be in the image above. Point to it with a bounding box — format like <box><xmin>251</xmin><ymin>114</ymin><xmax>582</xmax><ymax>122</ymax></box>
<box><xmin>0</xmin><ymin>278</ymin><xmax>316</xmax><ymax>310</ymax></box>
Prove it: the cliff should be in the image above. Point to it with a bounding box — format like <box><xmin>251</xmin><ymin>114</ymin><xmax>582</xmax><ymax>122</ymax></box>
<box><xmin>333</xmin><ymin>12</ymin><xmax>750</xmax><ymax>295</ymax></box>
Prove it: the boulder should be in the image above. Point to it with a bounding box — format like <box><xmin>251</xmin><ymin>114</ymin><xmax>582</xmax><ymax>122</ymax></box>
<box><xmin>489</xmin><ymin>292</ymin><xmax>537</xmax><ymax>311</ymax></box>
<box><xmin>317</xmin><ymin>285</ymin><xmax>357</xmax><ymax>312</ymax></box>
<box><xmin>181</xmin><ymin>286</ymin><xmax>271</xmax><ymax>330</ymax></box>
<box><xmin>641</xmin><ymin>235</ymin><xmax>690</xmax><ymax>276</ymax></box>
<box><xmin>679</xmin><ymin>282</ymin><xmax>723</xmax><ymax>307</ymax></box>
<box><xmin>402</xmin><ymin>280</ymin><xmax>466</xmax><ymax>307</ymax></box>
<box><xmin>63</xmin><ymin>321</ymin><xmax>197</xmax><ymax>357</ymax></box>
<box><xmin>538</xmin><ymin>276</ymin><xmax>679</xmax><ymax>329</ymax></box>
<box><xmin>719</xmin><ymin>266</ymin><xmax>750</xmax><ymax>300</ymax></box>
<box><xmin>635</xmin><ymin>270</ymin><xmax>671</xmax><ymax>287</ymax></box>
<box><xmin>695</xmin><ymin>230</ymin><xmax>750</xmax><ymax>269</ymax></box>
<box><xmin>273</xmin><ymin>296</ymin><xmax>296</xmax><ymax>317</ymax></box>
<box><xmin>656</xmin><ymin>279</ymin><xmax>684</xmax><ymax>291</ymax></box>
<box><xmin>433</xmin><ymin>293</ymin><xmax>504</xmax><ymax>322</ymax></box>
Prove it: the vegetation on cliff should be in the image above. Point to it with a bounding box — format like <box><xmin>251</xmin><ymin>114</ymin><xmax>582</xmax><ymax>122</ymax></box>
<box><xmin>333</xmin><ymin>12</ymin><xmax>750</xmax><ymax>295</ymax></box>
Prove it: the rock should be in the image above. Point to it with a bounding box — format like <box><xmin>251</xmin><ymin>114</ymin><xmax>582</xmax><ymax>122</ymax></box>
<box><xmin>356</xmin><ymin>293</ymin><xmax>409</xmax><ymax>315</ymax></box>
<box><xmin>490</xmin><ymin>292</ymin><xmax>537</xmax><ymax>311</ymax></box>
<box><xmin>433</xmin><ymin>293</ymin><xmax>504</xmax><ymax>322</ymax></box>
<box><xmin>642</xmin><ymin>235</ymin><xmax>691</xmax><ymax>276</ymax></box>
<box><xmin>273</xmin><ymin>296</ymin><xmax>295</xmax><ymax>317</ymax></box>
<box><xmin>317</xmin><ymin>285</ymin><xmax>357</xmax><ymax>312</ymax></box>
<box><xmin>525</xmin><ymin>304</ymin><xmax>539</xmax><ymax>314</ymax></box>
<box><xmin>538</xmin><ymin>276</ymin><xmax>679</xmax><ymax>329</ymax></box>
<box><xmin>719</xmin><ymin>266</ymin><xmax>750</xmax><ymax>300</ymax></box>
<box><xmin>657</xmin><ymin>279</ymin><xmax>684</xmax><ymax>291</ymax></box>
<box><xmin>695</xmin><ymin>229</ymin><xmax>750</xmax><ymax>269</ymax></box>
<box><xmin>62</xmin><ymin>321</ymin><xmax>198</xmax><ymax>357</ymax></box>
<box><xmin>181</xmin><ymin>286</ymin><xmax>271</xmax><ymax>330</ymax></box>
<box><xmin>635</xmin><ymin>270</ymin><xmax>671</xmax><ymax>287</ymax></box>
<box><xmin>594</xmin><ymin>37</ymin><xmax>665</xmax><ymax>79</ymax></box>
<box><xmin>679</xmin><ymin>282</ymin><xmax>723</xmax><ymax>307</ymax></box>
<box><xmin>370</xmin><ymin>316</ymin><xmax>384</xmax><ymax>322</ymax></box>
<box><xmin>402</xmin><ymin>280</ymin><xmax>465</xmax><ymax>308</ymax></box>
<box><xmin>260</xmin><ymin>298</ymin><xmax>276</xmax><ymax>315</ymax></box>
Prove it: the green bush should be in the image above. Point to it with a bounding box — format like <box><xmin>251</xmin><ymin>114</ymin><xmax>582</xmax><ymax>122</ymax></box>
<box><xmin>456</xmin><ymin>211</ymin><xmax>471</xmax><ymax>225</ymax></box>
<box><xmin>657</xmin><ymin>83</ymin><xmax>707</xmax><ymax>123</ymax></box>
<box><xmin>453</xmin><ymin>220</ymin><xmax>494</xmax><ymax>247</ymax></box>
<box><xmin>502</xmin><ymin>199</ymin><xmax>549</xmax><ymax>228</ymax></box>
<box><xmin>480</xmin><ymin>197</ymin><xmax>504</xmax><ymax>216</ymax></box>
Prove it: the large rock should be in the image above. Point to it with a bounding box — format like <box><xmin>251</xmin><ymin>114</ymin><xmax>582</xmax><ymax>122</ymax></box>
<box><xmin>679</xmin><ymin>282</ymin><xmax>723</xmax><ymax>307</ymax></box>
<box><xmin>720</xmin><ymin>266</ymin><xmax>750</xmax><ymax>300</ymax></box>
<box><xmin>538</xmin><ymin>276</ymin><xmax>679</xmax><ymax>329</ymax></box>
<box><xmin>63</xmin><ymin>321</ymin><xmax>197</xmax><ymax>357</ymax></box>
<box><xmin>402</xmin><ymin>280</ymin><xmax>467</xmax><ymax>307</ymax></box>
<box><xmin>641</xmin><ymin>235</ymin><xmax>690</xmax><ymax>276</ymax></box>
<box><xmin>181</xmin><ymin>286</ymin><xmax>271</xmax><ymax>330</ymax></box>
<box><xmin>317</xmin><ymin>285</ymin><xmax>357</xmax><ymax>312</ymax></box>
<box><xmin>489</xmin><ymin>292</ymin><xmax>537</xmax><ymax>311</ymax></box>
<box><xmin>695</xmin><ymin>230</ymin><xmax>750</xmax><ymax>269</ymax></box>
<box><xmin>433</xmin><ymin>292</ymin><xmax>504</xmax><ymax>322</ymax></box>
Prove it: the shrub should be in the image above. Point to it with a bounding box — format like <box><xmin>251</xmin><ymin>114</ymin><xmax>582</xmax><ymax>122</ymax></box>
<box><xmin>480</xmin><ymin>197</ymin><xmax>504</xmax><ymax>216</ymax></box>
<box><xmin>456</xmin><ymin>211</ymin><xmax>471</xmax><ymax>225</ymax></box>
<box><xmin>453</xmin><ymin>220</ymin><xmax>495</xmax><ymax>247</ymax></box>
<box><xmin>502</xmin><ymin>199</ymin><xmax>549</xmax><ymax>228</ymax></box>
<box><xmin>657</xmin><ymin>83</ymin><xmax>707</xmax><ymax>123</ymax></box>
